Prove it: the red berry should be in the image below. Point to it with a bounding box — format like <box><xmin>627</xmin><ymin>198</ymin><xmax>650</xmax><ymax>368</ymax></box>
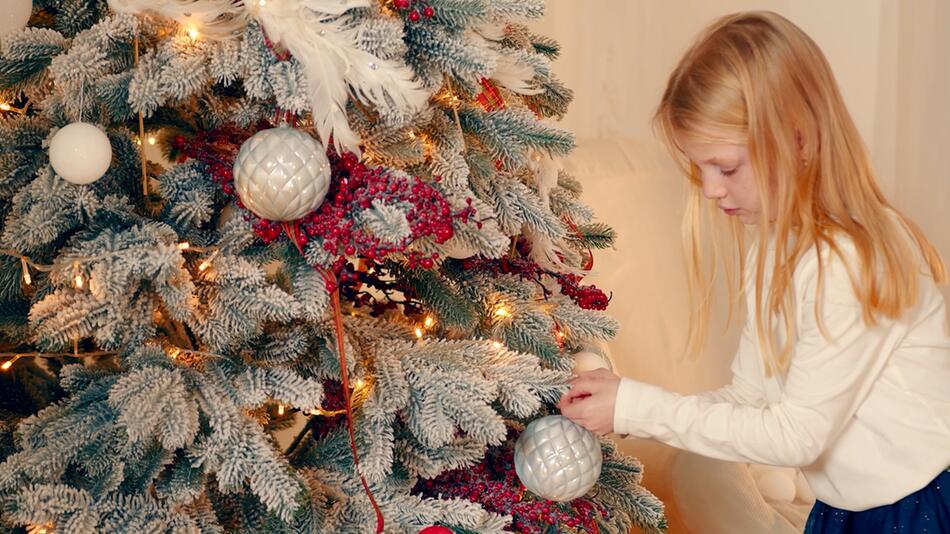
<box><xmin>409</xmin><ymin>9</ymin><xmax>421</xmax><ymax>22</ymax></box>
<box><xmin>393</xmin><ymin>0</ymin><xmax>410</xmax><ymax>8</ymax></box>
<box><xmin>423</xmin><ymin>5</ymin><xmax>435</xmax><ymax>18</ymax></box>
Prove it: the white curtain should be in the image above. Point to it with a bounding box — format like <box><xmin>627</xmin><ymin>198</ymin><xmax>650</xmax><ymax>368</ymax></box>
<box><xmin>533</xmin><ymin>1</ymin><xmax>950</xmax><ymax>531</ymax></box>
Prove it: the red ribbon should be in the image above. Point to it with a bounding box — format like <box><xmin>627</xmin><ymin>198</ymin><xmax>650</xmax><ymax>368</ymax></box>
<box><xmin>563</xmin><ymin>216</ymin><xmax>594</xmax><ymax>272</ymax></box>
<box><xmin>476</xmin><ymin>78</ymin><xmax>505</xmax><ymax>112</ymax></box>
<box><xmin>283</xmin><ymin>222</ymin><xmax>385</xmax><ymax>533</ymax></box>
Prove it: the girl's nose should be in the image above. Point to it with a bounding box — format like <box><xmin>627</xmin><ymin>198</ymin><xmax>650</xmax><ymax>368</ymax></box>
<box><xmin>702</xmin><ymin>174</ymin><xmax>727</xmax><ymax>200</ymax></box>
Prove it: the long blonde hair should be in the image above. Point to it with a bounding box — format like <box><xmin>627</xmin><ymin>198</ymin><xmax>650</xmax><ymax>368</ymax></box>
<box><xmin>654</xmin><ymin>11</ymin><xmax>947</xmax><ymax>373</ymax></box>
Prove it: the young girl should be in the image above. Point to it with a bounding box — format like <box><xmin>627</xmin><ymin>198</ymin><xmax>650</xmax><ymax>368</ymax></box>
<box><xmin>558</xmin><ymin>11</ymin><xmax>950</xmax><ymax>533</ymax></box>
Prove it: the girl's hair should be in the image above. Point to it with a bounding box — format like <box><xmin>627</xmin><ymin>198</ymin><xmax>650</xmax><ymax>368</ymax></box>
<box><xmin>653</xmin><ymin>11</ymin><xmax>947</xmax><ymax>373</ymax></box>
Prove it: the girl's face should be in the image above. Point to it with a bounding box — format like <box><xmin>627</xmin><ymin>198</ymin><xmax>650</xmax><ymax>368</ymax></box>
<box><xmin>678</xmin><ymin>139</ymin><xmax>774</xmax><ymax>225</ymax></box>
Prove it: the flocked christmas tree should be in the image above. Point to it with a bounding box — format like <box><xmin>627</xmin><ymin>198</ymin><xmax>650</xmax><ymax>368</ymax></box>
<box><xmin>0</xmin><ymin>1</ymin><xmax>666</xmax><ymax>532</ymax></box>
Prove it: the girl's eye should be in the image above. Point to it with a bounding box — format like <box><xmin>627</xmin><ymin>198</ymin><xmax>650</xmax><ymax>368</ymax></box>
<box><xmin>720</xmin><ymin>166</ymin><xmax>737</xmax><ymax>176</ymax></box>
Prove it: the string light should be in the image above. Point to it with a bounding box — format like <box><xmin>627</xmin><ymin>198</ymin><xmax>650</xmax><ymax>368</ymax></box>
<box><xmin>186</xmin><ymin>26</ymin><xmax>200</xmax><ymax>40</ymax></box>
<box><xmin>147</xmin><ymin>136</ymin><xmax>157</xmax><ymax>145</ymax></box>
<box><xmin>353</xmin><ymin>378</ymin><xmax>366</xmax><ymax>390</ymax></box>
<box><xmin>1</xmin><ymin>355</ymin><xmax>21</xmax><ymax>371</ymax></box>
<box><xmin>20</xmin><ymin>256</ymin><xmax>31</xmax><ymax>285</ymax></box>
<box><xmin>198</xmin><ymin>249</ymin><xmax>220</xmax><ymax>272</ymax></box>
<box><xmin>414</xmin><ymin>327</ymin><xmax>424</xmax><ymax>339</ymax></box>
<box><xmin>423</xmin><ymin>315</ymin><xmax>435</xmax><ymax>328</ymax></box>
<box><xmin>277</xmin><ymin>404</ymin><xmax>285</xmax><ymax>416</ymax></box>
<box><xmin>494</xmin><ymin>306</ymin><xmax>510</xmax><ymax>318</ymax></box>
<box><xmin>73</xmin><ymin>261</ymin><xmax>84</xmax><ymax>289</ymax></box>
<box><xmin>310</xmin><ymin>408</ymin><xmax>323</xmax><ymax>416</ymax></box>
<box><xmin>177</xmin><ymin>242</ymin><xmax>191</xmax><ymax>251</ymax></box>
<box><xmin>0</xmin><ymin>103</ymin><xmax>10</xmax><ymax>111</ymax></box>
<box><xmin>492</xmin><ymin>341</ymin><xmax>503</xmax><ymax>349</ymax></box>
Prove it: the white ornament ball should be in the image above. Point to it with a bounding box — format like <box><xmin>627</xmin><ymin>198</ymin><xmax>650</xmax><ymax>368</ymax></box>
<box><xmin>754</xmin><ymin>468</ymin><xmax>797</xmax><ymax>503</ymax></box>
<box><xmin>515</xmin><ymin>415</ymin><xmax>603</xmax><ymax>502</ymax></box>
<box><xmin>49</xmin><ymin>122</ymin><xmax>113</xmax><ymax>185</ymax></box>
<box><xmin>441</xmin><ymin>237</ymin><xmax>478</xmax><ymax>259</ymax></box>
<box><xmin>0</xmin><ymin>0</ymin><xmax>31</xmax><ymax>38</ymax></box>
<box><xmin>233</xmin><ymin>126</ymin><xmax>330</xmax><ymax>222</ymax></box>
<box><xmin>572</xmin><ymin>350</ymin><xmax>614</xmax><ymax>374</ymax></box>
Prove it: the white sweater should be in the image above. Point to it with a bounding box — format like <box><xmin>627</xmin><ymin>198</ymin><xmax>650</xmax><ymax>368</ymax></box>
<box><xmin>613</xmin><ymin>236</ymin><xmax>950</xmax><ymax>511</ymax></box>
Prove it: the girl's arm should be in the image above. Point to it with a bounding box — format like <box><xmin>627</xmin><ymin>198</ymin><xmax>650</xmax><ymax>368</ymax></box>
<box><xmin>608</xmin><ymin>252</ymin><xmax>900</xmax><ymax>467</ymax></box>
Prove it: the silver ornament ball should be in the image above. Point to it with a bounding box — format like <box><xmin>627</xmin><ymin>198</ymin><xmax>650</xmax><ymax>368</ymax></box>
<box><xmin>233</xmin><ymin>126</ymin><xmax>331</xmax><ymax>222</ymax></box>
<box><xmin>49</xmin><ymin>122</ymin><xmax>113</xmax><ymax>185</ymax></box>
<box><xmin>515</xmin><ymin>415</ymin><xmax>603</xmax><ymax>502</ymax></box>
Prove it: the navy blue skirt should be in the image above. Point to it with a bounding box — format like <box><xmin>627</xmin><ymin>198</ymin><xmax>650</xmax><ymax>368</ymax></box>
<box><xmin>804</xmin><ymin>468</ymin><xmax>950</xmax><ymax>533</ymax></box>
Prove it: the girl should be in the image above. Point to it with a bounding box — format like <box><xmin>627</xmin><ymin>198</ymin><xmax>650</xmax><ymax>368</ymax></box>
<box><xmin>558</xmin><ymin>11</ymin><xmax>950</xmax><ymax>533</ymax></box>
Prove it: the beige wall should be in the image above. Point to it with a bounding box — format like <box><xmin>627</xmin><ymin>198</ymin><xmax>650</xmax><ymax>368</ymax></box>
<box><xmin>533</xmin><ymin>2</ymin><xmax>950</xmax><ymax>531</ymax></box>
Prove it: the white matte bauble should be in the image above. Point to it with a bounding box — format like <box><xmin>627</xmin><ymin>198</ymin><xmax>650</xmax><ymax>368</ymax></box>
<box><xmin>0</xmin><ymin>0</ymin><xmax>31</xmax><ymax>38</ymax></box>
<box><xmin>49</xmin><ymin>122</ymin><xmax>113</xmax><ymax>185</ymax></box>
<box><xmin>515</xmin><ymin>415</ymin><xmax>603</xmax><ymax>502</ymax></box>
<box><xmin>441</xmin><ymin>237</ymin><xmax>478</xmax><ymax>259</ymax></box>
<box><xmin>233</xmin><ymin>126</ymin><xmax>330</xmax><ymax>222</ymax></box>
<box><xmin>754</xmin><ymin>468</ymin><xmax>797</xmax><ymax>503</ymax></box>
<box><xmin>572</xmin><ymin>350</ymin><xmax>614</xmax><ymax>374</ymax></box>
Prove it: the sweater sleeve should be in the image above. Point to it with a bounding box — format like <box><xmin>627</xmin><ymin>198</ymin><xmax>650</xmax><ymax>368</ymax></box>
<box><xmin>614</xmin><ymin>246</ymin><xmax>903</xmax><ymax>466</ymax></box>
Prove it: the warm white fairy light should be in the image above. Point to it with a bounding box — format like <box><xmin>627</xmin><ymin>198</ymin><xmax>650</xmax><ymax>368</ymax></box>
<box><xmin>494</xmin><ymin>306</ymin><xmax>510</xmax><ymax>318</ymax></box>
<box><xmin>177</xmin><ymin>242</ymin><xmax>190</xmax><ymax>251</ymax></box>
<box><xmin>72</xmin><ymin>261</ymin><xmax>84</xmax><ymax>289</ymax></box>
<box><xmin>20</xmin><ymin>256</ymin><xmax>31</xmax><ymax>285</ymax></box>
<box><xmin>423</xmin><ymin>315</ymin><xmax>435</xmax><ymax>328</ymax></box>
<box><xmin>147</xmin><ymin>136</ymin><xmax>157</xmax><ymax>145</ymax></box>
<box><xmin>0</xmin><ymin>103</ymin><xmax>10</xmax><ymax>111</ymax></box>
<box><xmin>492</xmin><ymin>341</ymin><xmax>503</xmax><ymax>349</ymax></box>
<box><xmin>415</xmin><ymin>327</ymin><xmax>424</xmax><ymax>339</ymax></box>
<box><xmin>277</xmin><ymin>404</ymin><xmax>285</xmax><ymax>416</ymax></box>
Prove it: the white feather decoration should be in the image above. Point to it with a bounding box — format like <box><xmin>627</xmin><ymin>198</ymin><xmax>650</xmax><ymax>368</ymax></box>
<box><xmin>474</xmin><ymin>24</ymin><xmax>541</xmax><ymax>96</ymax></box>
<box><xmin>107</xmin><ymin>0</ymin><xmax>249</xmax><ymax>38</ymax></box>
<box><xmin>248</xmin><ymin>0</ymin><xmax>429</xmax><ymax>155</ymax></box>
<box><xmin>491</xmin><ymin>53</ymin><xmax>543</xmax><ymax>96</ymax></box>
<box><xmin>524</xmin><ymin>151</ymin><xmax>584</xmax><ymax>274</ymax></box>
<box><xmin>528</xmin><ymin>149</ymin><xmax>561</xmax><ymax>209</ymax></box>
<box><xmin>111</xmin><ymin>0</ymin><xmax>427</xmax><ymax>155</ymax></box>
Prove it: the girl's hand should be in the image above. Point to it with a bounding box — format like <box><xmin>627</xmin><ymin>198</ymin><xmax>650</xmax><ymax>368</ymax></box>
<box><xmin>557</xmin><ymin>368</ymin><xmax>621</xmax><ymax>436</ymax></box>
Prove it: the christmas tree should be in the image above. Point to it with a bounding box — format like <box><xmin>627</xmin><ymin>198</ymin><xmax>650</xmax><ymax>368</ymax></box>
<box><xmin>0</xmin><ymin>1</ymin><xmax>665</xmax><ymax>532</ymax></box>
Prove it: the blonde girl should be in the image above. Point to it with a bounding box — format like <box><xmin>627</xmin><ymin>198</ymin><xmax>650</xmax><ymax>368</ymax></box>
<box><xmin>559</xmin><ymin>11</ymin><xmax>950</xmax><ymax>533</ymax></box>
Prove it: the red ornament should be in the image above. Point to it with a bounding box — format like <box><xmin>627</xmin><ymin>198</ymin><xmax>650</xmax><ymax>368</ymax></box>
<box><xmin>393</xmin><ymin>0</ymin><xmax>410</xmax><ymax>8</ymax></box>
<box><xmin>419</xmin><ymin>527</ymin><xmax>452</xmax><ymax>534</ymax></box>
<box><xmin>408</xmin><ymin>9</ymin><xmax>421</xmax><ymax>22</ymax></box>
<box><xmin>423</xmin><ymin>5</ymin><xmax>435</xmax><ymax>18</ymax></box>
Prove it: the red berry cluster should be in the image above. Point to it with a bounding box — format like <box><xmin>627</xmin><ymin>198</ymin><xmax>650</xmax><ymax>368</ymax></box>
<box><xmin>556</xmin><ymin>273</ymin><xmax>610</xmax><ymax>311</ymax></box>
<box><xmin>392</xmin><ymin>0</ymin><xmax>435</xmax><ymax>22</ymax></box>
<box><xmin>461</xmin><ymin>257</ymin><xmax>611</xmax><ymax>311</ymax></box>
<box><xmin>415</xmin><ymin>435</ymin><xmax>607</xmax><ymax>533</ymax></box>
<box><xmin>171</xmin><ymin>127</ymin><xmax>477</xmax><ymax>284</ymax></box>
